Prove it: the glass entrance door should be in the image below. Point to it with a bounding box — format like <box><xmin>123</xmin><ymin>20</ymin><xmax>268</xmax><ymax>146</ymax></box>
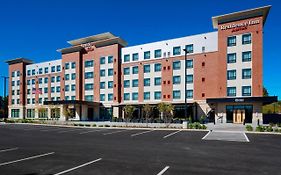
<box><xmin>233</xmin><ymin>109</ymin><xmax>245</xmax><ymax>124</ymax></box>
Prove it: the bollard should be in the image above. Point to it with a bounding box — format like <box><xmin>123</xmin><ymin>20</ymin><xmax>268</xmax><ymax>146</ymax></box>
<box><xmin>182</xmin><ymin>121</ymin><xmax>188</xmax><ymax>129</ymax></box>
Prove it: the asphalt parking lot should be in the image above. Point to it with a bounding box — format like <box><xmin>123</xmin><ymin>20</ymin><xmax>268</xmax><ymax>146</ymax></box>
<box><xmin>0</xmin><ymin>124</ymin><xmax>280</xmax><ymax>175</ymax></box>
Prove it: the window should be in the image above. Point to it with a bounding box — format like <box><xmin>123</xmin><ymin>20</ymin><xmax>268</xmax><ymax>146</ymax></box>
<box><xmin>27</xmin><ymin>109</ymin><xmax>35</xmax><ymax>118</ymax></box>
<box><xmin>186</xmin><ymin>90</ymin><xmax>193</xmax><ymax>99</ymax></box>
<box><xmin>32</xmin><ymin>79</ymin><xmax>35</xmax><ymax>85</ymax></box>
<box><xmin>39</xmin><ymin>98</ymin><xmax>42</xmax><ymax>104</ymax></box>
<box><xmin>51</xmin><ymin>66</ymin><xmax>56</xmax><ymax>72</ymax></box>
<box><xmin>227</xmin><ymin>53</ymin><xmax>236</xmax><ymax>63</ymax></box>
<box><xmin>45</xmin><ymin>67</ymin><xmax>49</xmax><ymax>73</ymax></box>
<box><xmin>32</xmin><ymin>69</ymin><xmax>36</xmax><ymax>75</ymax></box>
<box><xmin>124</xmin><ymin>54</ymin><xmax>130</xmax><ymax>62</ymax></box>
<box><xmin>65</xmin><ymin>74</ymin><xmax>70</xmax><ymax>80</ymax></box>
<box><xmin>108</xmin><ymin>56</ymin><xmax>113</xmax><ymax>63</ymax></box>
<box><xmin>85</xmin><ymin>60</ymin><xmax>94</xmax><ymax>67</ymax></box>
<box><xmin>227</xmin><ymin>87</ymin><xmax>236</xmax><ymax>96</ymax></box>
<box><xmin>108</xmin><ymin>81</ymin><xmax>113</xmax><ymax>88</ymax></box>
<box><xmin>44</xmin><ymin>77</ymin><xmax>48</xmax><ymax>83</ymax></box>
<box><xmin>173</xmin><ymin>46</ymin><xmax>181</xmax><ymax>55</ymax></box>
<box><xmin>132</xmin><ymin>92</ymin><xmax>138</xmax><ymax>100</ymax></box>
<box><xmin>173</xmin><ymin>90</ymin><xmax>181</xmax><ymax>99</ymax></box>
<box><xmin>56</xmin><ymin>86</ymin><xmax>61</xmax><ymax>92</ymax></box>
<box><xmin>242</xmin><ymin>51</ymin><xmax>252</xmax><ymax>62</ymax></box>
<box><xmin>27</xmin><ymin>70</ymin><xmax>31</xmax><ymax>76</ymax></box>
<box><xmin>242</xmin><ymin>33</ymin><xmax>251</xmax><ymax>44</ymax></box>
<box><xmin>173</xmin><ymin>61</ymin><xmax>181</xmax><ymax>70</ymax></box>
<box><xmin>27</xmin><ymin>98</ymin><xmax>30</xmax><ymax>104</ymax></box>
<box><xmin>71</xmin><ymin>96</ymin><xmax>76</xmax><ymax>100</ymax></box>
<box><xmin>154</xmin><ymin>91</ymin><xmax>161</xmax><ymax>100</ymax></box>
<box><xmin>71</xmin><ymin>73</ymin><xmax>76</xmax><ymax>80</ymax></box>
<box><xmin>144</xmin><ymin>78</ymin><xmax>150</xmax><ymax>86</ymax></box>
<box><xmin>242</xmin><ymin>69</ymin><xmax>252</xmax><ymax>79</ymax></box>
<box><xmin>144</xmin><ymin>51</ymin><xmax>150</xmax><ymax>59</ymax></box>
<box><xmin>44</xmin><ymin>87</ymin><xmax>48</xmax><ymax>93</ymax></box>
<box><xmin>100</xmin><ymin>70</ymin><xmax>106</xmax><ymax>77</ymax></box>
<box><xmin>11</xmin><ymin>81</ymin><xmax>15</xmax><ymax>86</ymax></box>
<box><xmin>17</xmin><ymin>80</ymin><xmax>20</xmax><ymax>86</ymax></box>
<box><xmin>124</xmin><ymin>80</ymin><xmax>130</xmax><ymax>88</ymax></box>
<box><xmin>38</xmin><ymin>68</ymin><xmax>43</xmax><ymax>74</ymax></box>
<box><xmin>32</xmin><ymin>98</ymin><xmax>35</xmax><ymax>104</ymax></box>
<box><xmin>27</xmin><ymin>80</ymin><xmax>30</xmax><ymax>85</ymax></box>
<box><xmin>100</xmin><ymin>82</ymin><xmax>105</xmax><ymax>89</ymax></box>
<box><xmin>144</xmin><ymin>92</ymin><xmax>150</xmax><ymax>100</ymax></box>
<box><xmin>85</xmin><ymin>72</ymin><xmax>93</xmax><ymax>79</ymax></box>
<box><xmin>108</xmin><ymin>68</ymin><xmax>113</xmax><ymax>76</ymax></box>
<box><xmin>85</xmin><ymin>95</ymin><xmax>93</xmax><ymax>101</ymax></box>
<box><xmin>85</xmin><ymin>83</ymin><xmax>93</xmax><ymax>90</ymax></box>
<box><xmin>186</xmin><ymin>60</ymin><xmax>193</xmax><ymax>68</ymax></box>
<box><xmin>227</xmin><ymin>36</ymin><xmax>236</xmax><ymax>47</ymax></box>
<box><xmin>154</xmin><ymin>63</ymin><xmax>161</xmax><ymax>72</ymax></box>
<box><xmin>100</xmin><ymin>94</ymin><xmax>105</xmax><ymax>101</ymax></box>
<box><xmin>71</xmin><ymin>84</ymin><xmax>76</xmax><ymax>91</ymax></box>
<box><xmin>51</xmin><ymin>77</ymin><xmax>55</xmax><ymax>83</ymax></box>
<box><xmin>173</xmin><ymin>76</ymin><xmax>181</xmax><ymax>84</ymax></box>
<box><xmin>154</xmin><ymin>49</ymin><xmax>162</xmax><ymax>58</ymax></box>
<box><xmin>242</xmin><ymin>86</ymin><xmax>251</xmax><ymax>96</ymax></box>
<box><xmin>123</xmin><ymin>67</ymin><xmax>130</xmax><ymax>75</ymax></box>
<box><xmin>71</xmin><ymin>62</ymin><xmax>76</xmax><ymax>69</ymax></box>
<box><xmin>12</xmin><ymin>71</ymin><xmax>15</xmax><ymax>77</ymax></box>
<box><xmin>38</xmin><ymin>78</ymin><xmax>42</xmax><ymax>84</ymax></box>
<box><xmin>132</xmin><ymin>66</ymin><xmax>139</xmax><ymax>74</ymax></box>
<box><xmin>51</xmin><ymin>87</ymin><xmax>55</xmax><ymax>93</ymax></box>
<box><xmin>124</xmin><ymin>93</ymin><xmax>130</xmax><ymax>101</ymax></box>
<box><xmin>65</xmin><ymin>63</ymin><xmax>70</xmax><ymax>70</ymax></box>
<box><xmin>108</xmin><ymin>93</ymin><xmax>113</xmax><ymax>101</ymax></box>
<box><xmin>65</xmin><ymin>85</ymin><xmax>69</xmax><ymax>92</ymax></box>
<box><xmin>100</xmin><ymin>57</ymin><xmax>106</xmax><ymax>64</ymax></box>
<box><xmin>143</xmin><ymin>65</ymin><xmax>150</xmax><ymax>73</ymax></box>
<box><xmin>185</xmin><ymin>44</ymin><xmax>194</xmax><ymax>53</ymax></box>
<box><xmin>11</xmin><ymin>109</ymin><xmax>20</xmax><ymax>118</ymax></box>
<box><xmin>227</xmin><ymin>70</ymin><xmax>236</xmax><ymax>80</ymax></box>
<box><xmin>12</xmin><ymin>90</ymin><xmax>15</xmax><ymax>95</ymax></box>
<box><xmin>154</xmin><ymin>77</ymin><xmax>161</xmax><ymax>86</ymax></box>
<box><xmin>12</xmin><ymin>99</ymin><xmax>14</xmax><ymax>105</ymax></box>
<box><xmin>56</xmin><ymin>76</ymin><xmax>60</xmax><ymax>82</ymax></box>
<box><xmin>65</xmin><ymin>96</ymin><xmax>69</xmax><ymax>101</ymax></box>
<box><xmin>132</xmin><ymin>79</ymin><xmax>138</xmax><ymax>87</ymax></box>
<box><xmin>186</xmin><ymin>75</ymin><xmax>193</xmax><ymax>83</ymax></box>
<box><xmin>132</xmin><ymin>53</ymin><xmax>139</xmax><ymax>61</ymax></box>
<box><xmin>17</xmin><ymin>90</ymin><xmax>20</xmax><ymax>95</ymax></box>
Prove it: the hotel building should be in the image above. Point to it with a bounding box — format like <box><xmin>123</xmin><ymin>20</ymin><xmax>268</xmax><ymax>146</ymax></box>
<box><xmin>6</xmin><ymin>6</ymin><xmax>277</xmax><ymax>124</ymax></box>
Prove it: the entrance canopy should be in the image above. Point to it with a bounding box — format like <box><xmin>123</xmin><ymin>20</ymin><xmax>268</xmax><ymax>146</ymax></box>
<box><xmin>206</xmin><ymin>96</ymin><xmax>278</xmax><ymax>105</ymax></box>
<box><xmin>43</xmin><ymin>100</ymin><xmax>100</xmax><ymax>106</ymax></box>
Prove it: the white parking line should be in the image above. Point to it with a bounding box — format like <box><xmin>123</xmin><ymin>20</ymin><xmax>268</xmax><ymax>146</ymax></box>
<box><xmin>243</xmin><ymin>132</ymin><xmax>250</xmax><ymax>142</ymax></box>
<box><xmin>103</xmin><ymin>130</ymin><xmax>127</xmax><ymax>135</ymax></box>
<box><xmin>157</xmin><ymin>166</ymin><xmax>170</xmax><ymax>175</ymax></box>
<box><xmin>0</xmin><ymin>147</ymin><xmax>18</xmax><ymax>153</ymax></box>
<box><xmin>58</xmin><ymin>129</ymin><xmax>82</xmax><ymax>133</ymax></box>
<box><xmin>163</xmin><ymin>130</ymin><xmax>182</xmax><ymax>139</ymax></box>
<box><xmin>53</xmin><ymin>158</ymin><xmax>102</xmax><ymax>175</ymax></box>
<box><xmin>131</xmin><ymin>130</ymin><xmax>154</xmax><ymax>137</ymax></box>
<box><xmin>79</xmin><ymin>130</ymin><xmax>102</xmax><ymax>134</ymax></box>
<box><xmin>0</xmin><ymin>152</ymin><xmax>55</xmax><ymax>166</ymax></box>
<box><xmin>201</xmin><ymin>131</ymin><xmax>211</xmax><ymax>140</ymax></box>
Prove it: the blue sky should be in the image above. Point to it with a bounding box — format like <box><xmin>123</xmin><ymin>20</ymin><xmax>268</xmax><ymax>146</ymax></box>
<box><xmin>0</xmin><ymin>0</ymin><xmax>280</xmax><ymax>99</ymax></box>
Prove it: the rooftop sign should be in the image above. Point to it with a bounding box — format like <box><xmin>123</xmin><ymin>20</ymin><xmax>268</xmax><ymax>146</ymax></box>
<box><xmin>220</xmin><ymin>19</ymin><xmax>260</xmax><ymax>32</ymax></box>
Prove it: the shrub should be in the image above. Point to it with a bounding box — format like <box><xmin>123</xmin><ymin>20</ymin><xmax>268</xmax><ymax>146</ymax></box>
<box><xmin>92</xmin><ymin>124</ymin><xmax>96</xmax><ymax>127</ymax></box>
<box><xmin>246</xmin><ymin>125</ymin><xmax>253</xmax><ymax>131</ymax></box>
<box><xmin>256</xmin><ymin>125</ymin><xmax>265</xmax><ymax>132</ymax></box>
<box><xmin>78</xmin><ymin>124</ymin><xmax>84</xmax><ymax>127</ymax></box>
<box><xmin>74</xmin><ymin>123</ymin><xmax>79</xmax><ymax>126</ymax></box>
<box><xmin>84</xmin><ymin>124</ymin><xmax>91</xmax><ymax>127</ymax></box>
<box><xmin>99</xmin><ymin>125</ymin><xmax>104</xmax><ymax>127</ymax></box>
<box><xmin>277</xmin><ymin>123</ymin><xmax>281</xmax><ymax>127</ymax></box>
<box><xmin>265</xmin><ymin>126</ymin><xmax>273</xmax><ymax>132</ymax></box>
<box><xmin>201</xmin><ymin>124</ymin><xmax>207</xmax><ymax>130</ymax></box>
<box><xmin>104</xmin><ymin>125</ymin><xmax>110</xmax><ymax>127</ymax></box>
<box><xmin>274</xmin><ymin>128</ymin><xmax>279</xmax><ymax>132</ymax></box>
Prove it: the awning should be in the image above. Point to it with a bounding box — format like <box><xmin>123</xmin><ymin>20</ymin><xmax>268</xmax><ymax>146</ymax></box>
<box><xmin>43</xmin><ymin>100</ymin><xmax>100</xmax><ymax>106</ymax></box>
<box><xmin>206</xmin><ymin>96</ymin><xmax>278</xmax><ymax>105</ymax></box>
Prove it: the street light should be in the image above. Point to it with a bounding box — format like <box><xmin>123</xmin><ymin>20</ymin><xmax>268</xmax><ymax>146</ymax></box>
<box><xmin>182</xmin><ymin>49</ymin><xmax>188</xmax><ymax>120</ymax></box>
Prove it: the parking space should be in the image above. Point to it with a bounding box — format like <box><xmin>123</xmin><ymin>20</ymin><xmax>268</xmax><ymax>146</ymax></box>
<box><xmin>0</xmin><ymin>124</ymin><xmax>280</xmax><ymax>174</ymax></box>
<box><xmin>202</xmin><ymin>131</ymin><xmax>250</xmax><ymax>142</ymax></box>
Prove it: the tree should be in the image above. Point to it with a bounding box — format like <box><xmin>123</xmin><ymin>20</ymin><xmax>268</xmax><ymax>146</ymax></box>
<box><xmin>63</xmin><ymin>105</ymin><xmax>74</xmax><ymax>121</ymax></box>
<box><xmin>123</xmin><ymin>105</ymin><xmax>135</xmax><ymax>123</ymax></box>
<box><xmin>263</xmin><ymin>86</ymin><xmax>269</xmax><ymax>97</ymax></box>
<box><xmin>157</xmin><ymin>102</ymin><xmax>174</xmax><ymax>123</ymax></box>
<box><xmin>143</xmin><ymin>104</ymin><xmax>153</xmax><ymax>126</ymax></box>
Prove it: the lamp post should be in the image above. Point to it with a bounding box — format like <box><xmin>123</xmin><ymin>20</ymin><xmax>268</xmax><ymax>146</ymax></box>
<box><xmin>183</xmin><ymin>49</ymin><xmax>188</xmax><ymax>120</ymax></box>
<box><xmin>1</xmin><ymin>76</ymin><xmax>9</xmax><ymax>118</ymax></box>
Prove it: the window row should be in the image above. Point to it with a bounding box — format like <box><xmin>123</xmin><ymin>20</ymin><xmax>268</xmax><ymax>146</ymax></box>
<box><xmin>123</xmin><ymin>44</ymin><xmax>193</xmax><ymax>62</ymax></box>
<box><xmin>227</xmin><ymin>33</ymin><xmax>251</xmax><ymax>47</ymax></box>
<box><xmin>227</xmin><ymin>69</ymin><xmax>252</xmax><ymax>80</ymax></box>
<box><xmin>27</xmin><ymin>65</ymin><xmax>62</xmax><ymax>76</ymax></box>
<box><xmin>85</xmin><ymin>93</ymin><xmax>113</xmax><ymax>102</ymax></box>
<box><xmin>11</xmin><ymin>71</ymin><xmax>20</xmax><ymax>77</ymax></box>
<box><xmin>227</xmin><ymin>51</ymin><xmax>252</xmax><ymax>63</ymax></box>
<box><xmin>227</xmin><ymin>86</ymin><xmax>252</xmax><ymax>97</ymax></box>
